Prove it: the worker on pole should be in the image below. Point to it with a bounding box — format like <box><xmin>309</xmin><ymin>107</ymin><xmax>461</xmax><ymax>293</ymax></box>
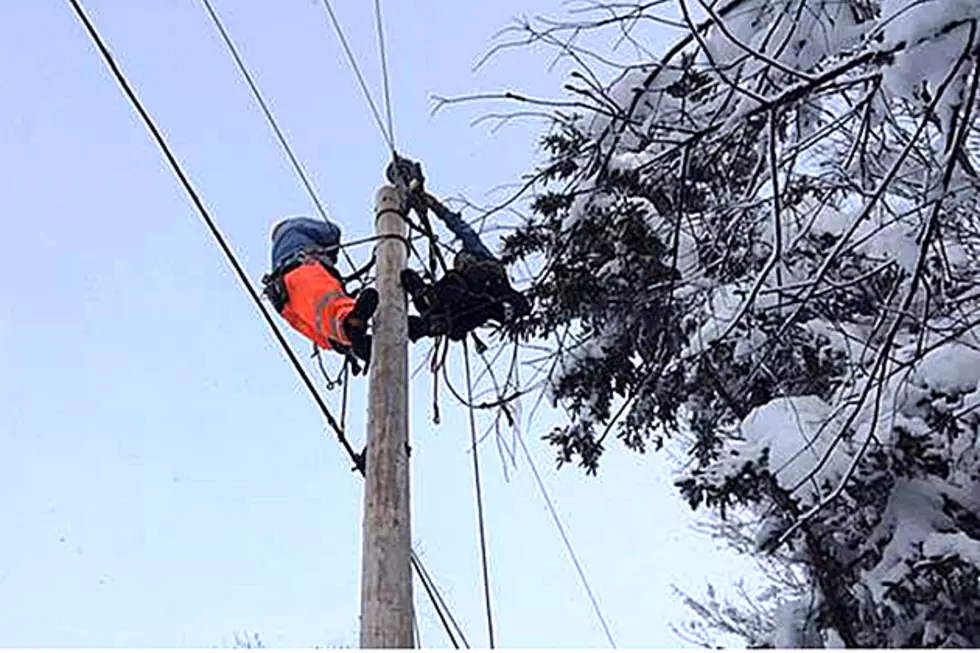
<box><xmin>387</xmin><ymin>157</ymin><xmax>531</xmax><ymax>343</ymax></box>
<box><xmin>263</xmin><ymin>217</ymin><xmax>379</xmax><ymax>367</ymax></box>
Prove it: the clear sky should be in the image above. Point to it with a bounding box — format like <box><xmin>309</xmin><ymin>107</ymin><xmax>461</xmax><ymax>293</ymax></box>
<box><xmin>0</xmin><ymin>1</ymin><xmax>754</xmax><ymax>647</ymax></box>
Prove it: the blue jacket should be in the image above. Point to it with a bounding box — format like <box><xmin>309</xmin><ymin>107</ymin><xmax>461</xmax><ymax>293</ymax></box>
<box><xmin>271</xmin><ymin>217</ymin><xmax>342</xmax><ymax>271</ymax></box>
<box><xmin>430</xmin><ymin>203</ymin><xmax>495</xmax><ymax>262</ymax></box>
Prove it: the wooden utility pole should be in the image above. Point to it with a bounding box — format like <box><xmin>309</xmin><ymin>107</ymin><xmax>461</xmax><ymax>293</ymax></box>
<box><xmin>360</xmin><ymin>184</ymin><xmax>414</xmax><ymax>648</ymax></box>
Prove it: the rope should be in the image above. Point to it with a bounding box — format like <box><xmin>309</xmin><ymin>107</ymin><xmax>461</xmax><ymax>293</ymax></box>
<box><xmin>313</xmin><ymin>346</ymin><xmax>345</xmax><ymax>391</ymax></box>
<box><xmin>464</xmin><ymin>339</ymin><xmax>614</xmax><ymax>648</ymax></box>
<box><xmin>339</xmin><ymin>360</ymin><xmax>351</xmax><ymax>432</ymax></box>
<box><xmin>463</xmin><ymin>341</ymin><xmax>496</xmax><ymax>648</ymax></box>
<box><xmin>198</xmin><ymin>0</ymin><xmax>357</xmax><ymax>272</ymax></box>
<box><xmin>67</xmin><ymin>0</ymin><xmax>364</xmax><ymax>473</ymax></box>
<box><xmin>318</xmin><ymin>0</ymin><xmax>395</xmax><ymax>153</ymax></box>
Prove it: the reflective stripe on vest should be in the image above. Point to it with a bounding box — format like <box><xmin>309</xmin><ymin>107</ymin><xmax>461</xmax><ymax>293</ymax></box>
<box><xmin>314</xmin><ymin>290</ymin><xmax>348</xmax><ymax>343</ymax></box>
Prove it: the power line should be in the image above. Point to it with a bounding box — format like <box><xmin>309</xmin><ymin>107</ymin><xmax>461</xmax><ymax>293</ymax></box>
<box><xmin>412</xmin><ymin>557</ymin><xmax>450</xmax><ymax>648</ymax></box>
<box><xmin>514</xmin><ymin>433</ymin><xmax>618</xmax><ymax>647</ymax></box>
<box><xmin>463</xmin><ymin>342</ymin><xmax>496</xmax><ymax>648</ymax></box>
<box><xmin>66</xmin><ymin>0</ymin><xmax>362</xmax><ymax>470</ymax></box>
<box><xmin>373</xmin><ymin>0</ymin><xmax>395</xmax><ymax>145</ymax></box>
<box><xmin>198</xmin><ymin>0</ymin><xmax>357</xmax><ymax>272</ymax></box>
<box><xmin>316</xmin><ymin>0</ymin><xmax>455</xmax><ymax>287</ymax></box>
<box><xmin>318</xmin><ymin>0</ymin><xmax>395</xmax><ymax>153</ymax></box>
<box><xmin>200</xmin><ymin>0</ymin><xmax>325</xmax><ymax>219</ymax></box>
<box><xmin>411</xmin><ymin>551</ymin><xmax>471</xmax><ymax>649</ymax></box>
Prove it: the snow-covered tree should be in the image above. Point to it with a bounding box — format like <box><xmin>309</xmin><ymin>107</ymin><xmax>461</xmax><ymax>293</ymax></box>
<box><xmin>495</xmin><ymin>0</ymin><xmax>980</xmax><ymax>646</ymax></box>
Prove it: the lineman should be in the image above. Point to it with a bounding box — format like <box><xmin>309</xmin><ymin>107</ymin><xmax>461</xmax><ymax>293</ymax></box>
<box><xmin>388</xmin><ymin>157</ymin><xmax>531</xmax><ymax>342</ymax></box>
<box><xmin>263</xmin><ymin>217</ymin><xmax>378</xmax><ymax>367</ymax></box>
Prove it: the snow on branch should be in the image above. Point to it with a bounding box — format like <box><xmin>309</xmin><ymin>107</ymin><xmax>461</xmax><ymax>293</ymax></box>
<box><xmin>493</xmin><ymin>0</ymin><xmax>980</xmax><ymax>646</ymax></box>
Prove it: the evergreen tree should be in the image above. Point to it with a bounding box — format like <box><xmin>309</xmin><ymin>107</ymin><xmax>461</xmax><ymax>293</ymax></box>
<box><xmin>500</xmin><ymin>0</ymin><xmax>980</xmax><ymax>645</ymax></box>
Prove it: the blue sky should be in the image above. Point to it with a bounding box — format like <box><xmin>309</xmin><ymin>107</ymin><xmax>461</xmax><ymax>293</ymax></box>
<box><xmin>0</xmin><ymin>1</ymin><xmax>754</xmax><ymax>647</ymax></box>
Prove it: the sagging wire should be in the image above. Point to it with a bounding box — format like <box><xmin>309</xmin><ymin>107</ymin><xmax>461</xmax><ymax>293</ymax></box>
<box><xmin>198</xmin><ymin>0</ymin><xmax>358</xmax><ymax>272</ymax></box>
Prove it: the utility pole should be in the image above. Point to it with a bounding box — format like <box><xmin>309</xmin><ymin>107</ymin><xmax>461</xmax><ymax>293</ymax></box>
<box><xmin>360</xmin><ymin>184</ymin><xmax>413</xmax><ymax>648</ymax></box>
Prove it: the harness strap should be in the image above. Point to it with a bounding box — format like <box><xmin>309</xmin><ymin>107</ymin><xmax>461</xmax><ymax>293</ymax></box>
<box><xmin>264</xmin><ymin>250</ymin><xmax>345</xmax><ymax>313</ymax></box>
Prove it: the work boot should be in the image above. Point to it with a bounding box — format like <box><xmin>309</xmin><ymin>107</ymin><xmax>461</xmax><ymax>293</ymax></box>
<box><xmin>343</xmin><ymin>288</ymin><xmax>379</xmax><ymax>336</ymax></box>
<box><xmin>407</xmin><ymin>313</ymin><xmax>450</xmax><ymax>342</ymax></box>
<box><xmin>400</xmin><ymin>269</ymin><xmax>436</xmax><ymax>314</ymax></box>
<box><xmin>349</xmin><ymin>333</ymin><xmax>372</xmax><ymax>366</ymax></box>
<box><xmin>400</xmin><ymin>269</ymin><xmax>426</xmax><ymax>298</ymax></box>
<box><xmin>407</xmin><ymin>315</ymin><xmax>426</xmax><ymax>342</ymax></box>
<box><xmin>427</xmin><ymin>313</ymin><xmax>450</xmax><ymax>337</ymax></box>
<box><xmin>343</xmin><ymin>288</ymin><xmax>378</xmax><ymax>365</ymax></box>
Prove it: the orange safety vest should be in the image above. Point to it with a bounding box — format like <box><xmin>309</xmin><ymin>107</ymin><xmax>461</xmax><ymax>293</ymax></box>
<box><xmin>279</xmin><ymin>261</ymin><xmax>355</xmax><ymax>350</ymax></box>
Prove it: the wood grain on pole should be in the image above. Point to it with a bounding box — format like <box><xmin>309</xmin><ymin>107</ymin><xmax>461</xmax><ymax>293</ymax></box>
<box><xmin>360</xmin><ymin>184</ymin><xmax>413</xmax><ymax>649</ymax></box>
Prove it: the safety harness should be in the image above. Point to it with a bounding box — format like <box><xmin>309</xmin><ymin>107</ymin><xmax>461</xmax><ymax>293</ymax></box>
<box><xmin>262</xmin><ymin>248</ymin><xmax>335</xmax><ymax>309</ymax></box>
